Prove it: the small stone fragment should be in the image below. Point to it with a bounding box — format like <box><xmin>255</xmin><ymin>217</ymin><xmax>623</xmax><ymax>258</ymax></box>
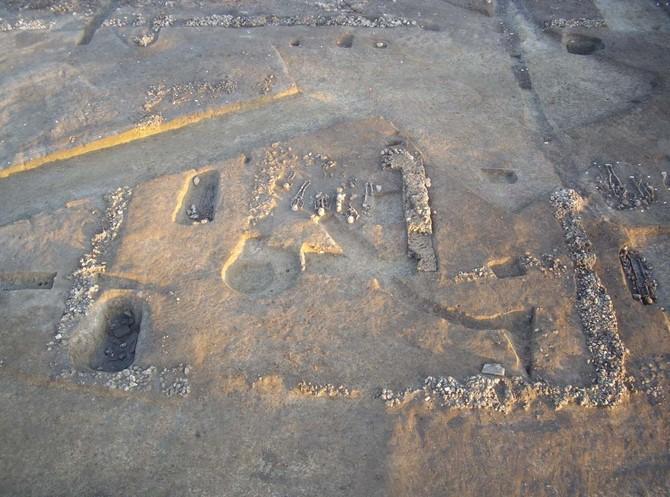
<box><xmin>481</xmin><ymin>363</ymin><xmax>505</xmax><ymax>376</ymax></box>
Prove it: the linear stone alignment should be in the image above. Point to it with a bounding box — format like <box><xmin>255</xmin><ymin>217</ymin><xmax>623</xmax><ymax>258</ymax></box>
<box><xmin>0</xmin><ymin>17</ymin><xmax>53</xmax><ymax>31</ymax></box>
<box><xmin>453</xmin><ymin>253</ymin><xmax>567</xmax><ymax>283</ymax></box>
<box><xmin>47</xmin><ymin>187</ymin><xmax>192</xmax><ymax>397</ymax></box>
<box><xmin>104</xmin><ymin>13</ymin><xmax>418</xmax><ymax>30</ymax></box>
<box><xmin>543</xmin><ymin>18</ymin><xmax>607</xmax><ymax>29</ymax></box>
<box><xmin>1</xmin><ymin>11</ymin><xmax>420</xmax><ymax>33</ymax></box>
<box><xmin>548</xmin><ymin>189</ymin><xmax>627</xmax><ymax>407</ymax></box>
<box><xmin>296</xmin><ymin>381</ymin><xmax>352</xmax><ymax>399</ymax></box>
<box><xmin>53</xmin><ymin>186</ymin><xmax>133</xmax><ymax>347</ymax></box>
<box><xmin>381</xmin><ymin>145</ymin><xmax>437</xmax><ymax>272</ymax></box>
<box><xmin>379</xmin><ymin>189</ymin><xmax>629</xmax><ymax>411</ymax></box>
<box><xmin>58</xmin><ymin>363</ymin><xmax>192</xmax><ymax>397</ymax></box>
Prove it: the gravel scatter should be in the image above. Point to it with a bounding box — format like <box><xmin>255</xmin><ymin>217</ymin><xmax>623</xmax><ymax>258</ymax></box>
<box><xmin>182</xmin><ymin>14</ymin><xmax>417</xmax><ymax>29</ymax></box>
<box><xmin>59</xmin><ymin>365</ymin><xmax>157</xmax><ymax>392</ymax></box>
<box><xmin>136</xmin><ymin>113</ymin><xmax>165</xmax><ymax>129</ymax></box>
<box><xmin>519</xmin><ymin>253</ymin><xmax>567</xmax><ymax>276</ymax></box>
<box><xmin>296</xmin><ymin>381</ymin><xmax>351</xmax><ymax>398</ymax></box>
<box><xmin>381</xmin><ymin>376</ymin><xmax>526</xmax><ymax>413</ymax></box>
<box><xmin>257</xmin><ymin>73</ymin><xmax>277</xmax><ymax>95</ymax></box>
<box><xmin>454</xmin><ymin>265</ymin><xmax>496</xmax><ymax>283</ymax></box>
<box><xmin>0</xmin><ymin>16</ymin><xmax>53</xmax><ymax>31</ymax></box>
<box><xmin>142</xmin><ymin>78</ymin><xmax>237</xmax><ymax>114</ymax></box>
<box><xmin>159</xmin><ymin>363</ymin><xmax>192</xmax><ymax>398</ymax></box>
<box><xmin>58</xmin><ymin>363</ymin><xmax>192</xmax><ymax>397</ymax></box>
<box><xmin>632</xmin><ymin>355</ymin><xmax>669</xmax><ymax>405</ymax></box>
<box><xmin>103</xmin><ymin>13</ymin><xmax>145</xmax><ymax>27</ymax></box>
<box><xmin>100</xmin><ymin>12</ymin><xmax>418</xmax><ymax>30</ymax></box>
<box><xmin>453</xmin><ymin>253</ymin><xmax>568</xmax><ymax>283</ymax></box>
<box><xmin>543</xmin><ymin>18</ymin><xmax>607</xmax><ymax>29</ymax></box>
<box><xmin>454</xmin><ymin>254</ymin><xmax>566</xmax><ymax>283</ymax></box>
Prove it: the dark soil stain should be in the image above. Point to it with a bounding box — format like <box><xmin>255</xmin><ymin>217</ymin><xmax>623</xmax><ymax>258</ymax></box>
<box><xmin>0</xmin><ymin>271</ymin><xmax>56</xmax><ymax>290</ymax></box>
<box><xmin>565</xmin><ymin>34</ymin><xmax>604</xmax><ymax>55</ymax></box>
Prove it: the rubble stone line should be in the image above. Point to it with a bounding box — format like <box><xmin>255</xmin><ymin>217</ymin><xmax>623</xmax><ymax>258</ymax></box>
<box><xmin>50</xmin><ymin>187</ymin><xmax>191</xmax><ymax>398</ymax></box>
<box><xmin>380</xmin><ymin>189</ymin><xmax>629</xmax><ymax>412</ymax></box>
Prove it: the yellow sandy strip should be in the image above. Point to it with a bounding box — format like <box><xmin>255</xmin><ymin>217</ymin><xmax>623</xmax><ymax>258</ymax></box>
<box><xmin>0</xmin><ymin>85</ymin><xmax>301</xmax><ymax>179</ymax></box>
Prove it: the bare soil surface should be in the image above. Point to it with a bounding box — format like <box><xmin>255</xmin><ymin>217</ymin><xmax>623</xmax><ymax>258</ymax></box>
<box><xmin>1</xmin><ymin>0</ymin><xmax>669</xmax><ymax>496</ymax></box>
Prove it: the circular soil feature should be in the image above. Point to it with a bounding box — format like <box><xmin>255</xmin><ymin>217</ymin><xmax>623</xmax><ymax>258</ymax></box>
<box><xmin>373</xmin><ymin>40</ymin><xmax>388</xmax><ymax>49</ymax></box>
<box><xmin>290</xmin><ymin>39</ymin><xmax>301</xmax><ymax>47</ymax></box>
<box><xmin>226</xmin><ymin>261</ymin><xmax>276</xmax><ymax>295</ymax></box>
<box><xmin>223</xmin><ymin>239</ymin><xmax>300</xmax><ymax>297</ymax></box>
<box><xmin>565</xmin><ymin>34</ymin><xmax>604</xmax><ymax>55</ymax></box>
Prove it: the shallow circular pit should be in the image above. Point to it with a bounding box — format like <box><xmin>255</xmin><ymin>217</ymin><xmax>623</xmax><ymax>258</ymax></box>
<box><xmin>223</xmin><ymin>239</ymin><xmax>300</xmax><ymax>297</ymax></box>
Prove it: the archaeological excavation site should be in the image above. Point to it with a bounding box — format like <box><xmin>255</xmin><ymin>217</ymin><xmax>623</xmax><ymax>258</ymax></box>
<box><xmin>1</xmin><ymin>0</ymin><xmax>669</xmax><ymax>495</ymax></box>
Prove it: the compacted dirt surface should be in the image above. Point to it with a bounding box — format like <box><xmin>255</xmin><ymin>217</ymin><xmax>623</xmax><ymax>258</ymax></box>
<box><xmin>1</xmin><ymin>0</ymin><xmax>670</xmax><ymax>495</ymax></box>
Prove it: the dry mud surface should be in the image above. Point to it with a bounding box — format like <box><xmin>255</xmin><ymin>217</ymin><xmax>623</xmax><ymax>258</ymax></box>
<box><xmin>1</xmin><ymin>0</ymin><xmax>670</xmax><ymax>496</ymax></box>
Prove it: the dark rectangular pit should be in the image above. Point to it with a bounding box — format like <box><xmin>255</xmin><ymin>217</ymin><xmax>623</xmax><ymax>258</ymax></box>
<box><xmin>178</xmin><ymin>170</ymin><xmax>220</xmax><ymax>225</ymax></box>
